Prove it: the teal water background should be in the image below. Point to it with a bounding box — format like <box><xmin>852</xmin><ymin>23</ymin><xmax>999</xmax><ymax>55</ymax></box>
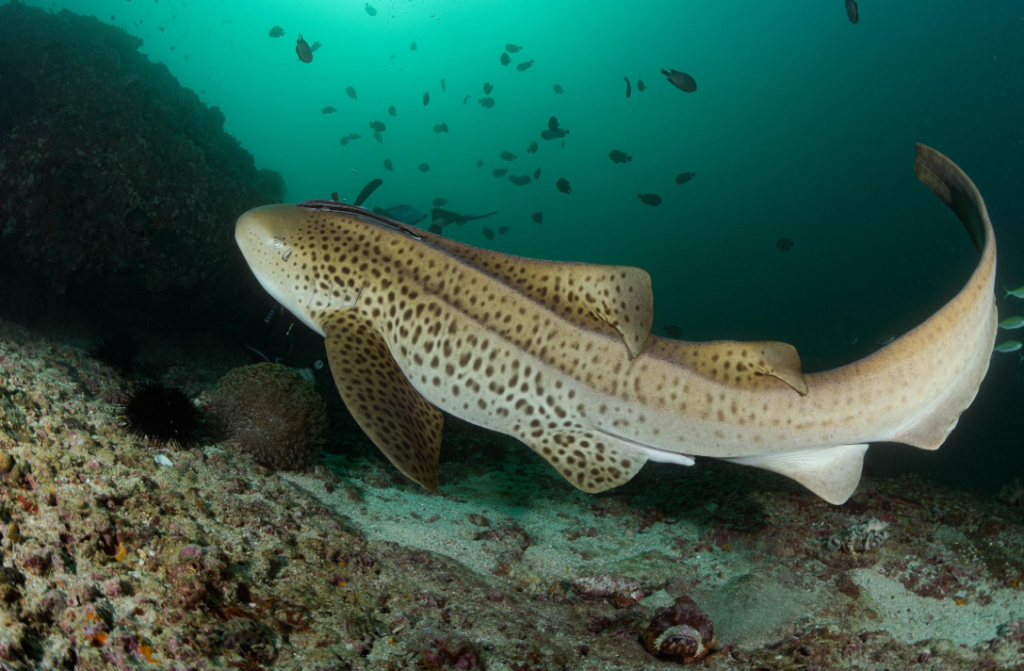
<box><xmin>12</xmin><ymin>0</ymin><xmax>1024</xmax><ymax>489</ymax></box>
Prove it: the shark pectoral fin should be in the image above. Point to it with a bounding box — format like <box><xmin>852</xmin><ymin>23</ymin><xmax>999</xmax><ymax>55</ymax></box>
<box><xmin>687</xmin><ymin>341</ymin><xmax>809</xmax><ymax>395</ymax></box>
<box><xmin>725</xmin><ymin>444</ymin><xmax>868</xmax><ymax>505</ymax></box>
<box><xmin>522</xmin><ymin>430</ymin><xmax>649</xmax><ymax>493</ymax></box>
<box><xmin>323</xmin><ymin>312</ymin><xmax>444</xmax><ymax>490</ymax></box>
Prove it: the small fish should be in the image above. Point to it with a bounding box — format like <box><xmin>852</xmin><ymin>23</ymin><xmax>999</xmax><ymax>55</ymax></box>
<box><xmin>505</xmin><ymin>43</ymin><xmax>522</xmax><ymax>53</ymax></box>
<box><xmin>340</xmin><ymin>137</ymin><xmax>349</xmax><ymax>145</ymax></box>
<box><xmin>994</xmin><ymin>341</ymin><xmax>1022</xmax><ymax>353</ymax></box>
<box><xmin>533</xmin><ymin>168</ymin><xmax>541</xmax><ymax>179</ymax></box>
<box><xmin>676</xmin><ymin>172</ymin><xmax>696</xmax><ymax>185</ymax></box>
<box><xmin>509</xmin><ymin>175</ymin><xmax>532</xmax><ymax>186</ymax></box>
<box><xmin>347</xmin><ymin>133</ymin><xmax>361</xmax><ymax>140</ymax></box>
<box><xmin>624</xmin><ymin>76</ymin><xmax>631</xmax><ymax>98</ymax></box>
<box><xmin>370</xmin><ymin>120</ymin><xmax>386</xmax><ymax>131</ymax></box>
<box><xmin>661</xmin><ymin>68</ymin><xmax>697</xmax><ymax>93</ymax></box>
<box><xmin>663</xmin><ymin>325</ymin><xmax>683</xmax><ymax>338</ymax></box>
<box><xmin>463</xmin><ymin>95</ymin><xmax>470</xmax><ymax>105</ymax></box>
<box><xmin>365</xmin><ymin>3</ymin><xmax>377</xmax><ymax>16</ymax></box>
<box><xmin>846</xmin><ymin>0</ymin><xmax>859</xmax><ymax>24</ymax></box>
<box><xmin>498</xmin><ymin>226</ymin><xmax>510</xmax><ymax>235</ymax></box>
<box><xmin>441</xmin><ymin>78</ymin><xmax>446</xmax><ymax>92</ymax></box>
<box><xmin>492</xmin><ymin>167</ymin><xmax>508</xmax><ymax>178</ymax></box>
<box><xmin>556</xmin><ymin>178</ymin><xmax>572</xmax><ymax>194</ymax></box>
<box><xmin>296</xmin><ymin>33</ymin><xmax>313</xmax><ymax>63</ymax></box>
<box><xmin>541</xmin><ymin>116</ymin><xmax>569</xmax><ymax>140</ymax></box>
<box><xmin>479</xmin><ymin>97</ymin><xmax>496</xmax><ymax>109</ymax></box>
<box><xmin>429</xmin><ymin>224</ymin><xmax>443</xmax><ymax>234</ymax></box>
<box><xmin>637</xmin><ymin>79</ymin><xmax>646</xmax><ymax>93</ymax></box>
<box><xmin>476</xmin><ymin>159</ymin><xmax>485</xmax><ymax>168</ymax></box>
<box><xmin>501</xmin><ymin>151</ymin><xmax>517</xmax><ymax>161</ymax></box>
<box><xmin>431</xmin><ymin>208</ymin><xmax>498</xmax><ymax>227</ymax></box>
<box><xmin>482</xmin><ymin>228</ymin><xmax>495</xmax><ymax>240</ymax></box>
<box><xmin>311</xmin><ymin>41</ymin><xmax>321</xmax><ymax>52</ymax></box>
<box><xmin>269</xmin><ymin>26</ymin><xmax>284</xmax><ymax>38</ymax></box>
<box><xmin>433</xmin><ymin>122</ymin><xmax>449</xmax><ymax>133</ymax></box>
<box><xmin>638</xmin><ymin>193</ymin><xmax>661</xmax><ymax>206</ymax></box>
<box><xmin>516</xmin><ymin>59</ymin><xmax>535</xmax><ymax>72</ymax></box>
<box><xmin>433</xmin><ymin>198</ymin><xmax>448</xmax><ymax>206</ymax></box>
<box><xmin>999</xmin><ymin>316</ymin><xmax>1024</xmax><ymax>330</ymax></box>
<box><xmin>374</xmin><ymin>130</ymin><xmax>383</xmax><ymax>144</ymax></box>
<box><xmin>388</xmin><ymin>105</ymin><xmax>397</xmax><ymax>116</ymax></box>
<box><xmin>776</xmin><ymin>237</ymin><xmax>794</xmax><ymax>252</ymax></box>
<box><xmin>527</xmin><ymin>141</ymin><xmax>538</xmax><ymax>154</ymax></box>
<box><xmin>531</xmin><ymin>212</ymin><xmax>543</xmax><ymax>224</ymax></box>
<box><xmin>321</xmin><ymin>106</ymin><xmax>337</xmax><ymax>114</ymax></box>
<box><xmin>1004</xmin><ymin>286</ymin><xmax>1024</xmax><ymax>298</ymax></box>
<box><xmin>346</xmin><ymin>86</ymin><xmax>358</xmax><ymax>100</ymax></box>
<box><xmin>353</xmin><ymin>178</ymin><xmax>383</xmax><ymax>207</ymax></box>
<box><xmin>609</xmin><ymin>150</ymin><xmax>631</xmax><ymax>164</ymax></box>
<box><xmin>553</xmin><ymin>83</ymin><xmax>564</xmax><ymax>94</ymax></box>
<box><xmin>423</xmin><ymin>92</ymin><xmax>430</xmax><ymax>106</ymax></box>
<box><xmin>410</xmin><ymin>41</ymin><xmax>417</xmax><ymax>51</ymax></box>
<box><xmin>384</xmin><ymin>158</ymin><xmax>393</xmax><ymax>171</ymax></box>
<box><xmin>500</xmin><ymin>52</ymin><xmax>511</xmax><ymax>66</ymax></box>
<box><xmin>373</xmin><ymin>204</ymin><xmax>426</xmax><ymax>225</ymax></box>
<box><xmin>419</xmin><ymin>163</ymin><xmax>431</xmax><ymax>172</ymax></box>
<box><xmin>483</xmin><ymin>82</ymin><xmax>494</xmax><ymax>94</ymax></box>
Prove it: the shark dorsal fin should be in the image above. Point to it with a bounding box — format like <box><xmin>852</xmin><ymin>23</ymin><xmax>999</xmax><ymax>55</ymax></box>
<box><xmin>423</xmin><ymin>234</ymin><xmax>654</xmax><ymax>358</ymax></box>
<box><xmin>648</xmin><ymin>339</ymin><xmax>809</xmax><ymax>395</ymax></box>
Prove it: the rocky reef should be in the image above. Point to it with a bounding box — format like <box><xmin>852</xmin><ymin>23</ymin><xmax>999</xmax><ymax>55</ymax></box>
<box><xmin>0</xmin><ymin>4</ymin><xmax>283</xmax><ymax>332</ymax></box>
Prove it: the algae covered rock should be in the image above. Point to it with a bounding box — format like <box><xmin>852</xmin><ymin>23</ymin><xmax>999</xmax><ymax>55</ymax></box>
<box><xmin>209</xmin><ymin>363</ymin><xmax>327</xmax><ymax>471</ymax></box>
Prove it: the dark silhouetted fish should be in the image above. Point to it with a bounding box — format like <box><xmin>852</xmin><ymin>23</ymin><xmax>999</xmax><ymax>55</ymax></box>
<box><xmin>441</xmin><ymin>78</ymin><xmax>446</xmax><ymax>92</ymax></box>
<box><xmin>374</xmin><ymin>130</ymin><xmax>383</xmax><ymax>144</ymax></box>
<box><xmin>638</xmin><ymin>193</ymin><xmax>661</xmax><ymax>206</ymax></box>
<box><xmin>663</xmin><ymin>325</ymin><xmax>683</xmax><ymax>338</ymax></box>
<box><xmin>531</xmin><ymin>212</ymin><xmax>543</xmax><ymax>224</ymax></box>
<box><xmin>509</xmin><ymin>175</ymin><xmax>531</xmax><ymax>186</ymax></box>
<box><xmin>501</xmin><ymin>151</ymin><xmax>517</xmax><ymax>161</ymax></box>
<box><xmin>676</xmin><ymin>172</ymin><xmax>696</xmax><ymax>185</ymax></box>
<box><xmin>431</xmin><ymin>207</ymin><xmax>497</xmax><ymax>227</ymax></box>
<box><xmin>776</xmin><ymin>237</ymin><xmax>795</xmax><ymax>252</ymax></box>
<box><xmin>484</xmin><ymin>82</ymin><xmax>494</xmax><ymax>94</ymax></box>
<box><xmin>541</xmin><ymin>116</ymin><xmax>569</xmax><ymax>140</ymax></box>
<box><xmin>500</xmin><ymin>52</ymin><xmax>510</xmax><ymax>66</ymax></box>
<box><xmin>661</xmin><ymin>68</ymin><xmax>697</xmax><ymax>93</ymax></box>
<box><xmin>433</xmin><ymin>198</ymin><xmax>448</xmax><ymax>206</ymax></box>
<box><xmin>383</xmin><ymin>158</ymin><xmax>393</xmax><ymax>171</ymax></box>
<box><xmin>269</xmin><ymin>26</ymin><xmax>284</xmax><ymax>38</ymax></box>
<box><xmin>533</xmin><ymin>168</ymin><xmax>541</xmax><ymax>179</ymax></box>
<box><xmin>346</xmin><ymin>86</ymin><xmax>358</xmax><ymax>100</ymax></box>
<box><xmin>296</xmin><ymin>33</ymin><xmax>313</xmax><ymax>63</ymax></box>
<box><xmin>353</xmin><ymin>178</ymin><xmax>383</xmax><ymax>207</ymax></box>
<box><xmin>340</xmin><ymin>137</ymin><xmax>350</xmax><ymax>145</ymax></box>
<box><xmin>410</xmin><ymin>41</ymin><xmax>417</xmax><ymax>51</ymax></box>
<box><xmin>479</xmin><ymin>97</ymin><xmax>495</xmax><ymax>109</ymax></box>
<box><xmin>476</xmin><ymin>159</ymin><xmax>485</xmax><ymax>167</ymax></box>
<box><xmin>492</xmin><ymin>167</ymin><xmax>508</xmax><ymax>177</ymax></box>
<box><xmin>347</xmin><ymin>133</ymin><xmax>361</xmax><ymax>140</ymax></box>
<box><xmin>433</xmin><ymin>122</ymin><xmax>449</xmax><ymax>133</ymax></box>
<box><xmin>388</xmin><ymin>105</ymin><xmax>397</xmax><ymax>116</ymax></box>
<box><xmin>516</xmin><ymin>59</ymin><xmax>535</xmax><ymax>72</ymax></box>
<box><xmin>553</xmin><ymin>83</ymin><xmax>564</xmax><ymax>94</ymax></box>
<box><xmin>624</xmin><ymin>76</ymin><xmax>631</xmax><ymax>98</ymax></box>
<box><xmin>505</xmin><ymin>43</ymin><xmax>522</xmax><ymax>53</ymax></box>
<box><xmin>498</xmin><ymin>226</ymin><xmax>510</xmax><ymax>235</ymax></box>
<box><xmin>370</xmin><ymin>120</ymin><xmax>386</xmax><ymax>131</ymax></box>
<box><xmin>482</xmin><ymin>227</ymin><xmax>495</xmax><ymax>240</ymax></box>
<box><xmin>637</xmin><ymin>79</ymin><xmax>646</xmax><ymax>93</ymax></box>
<box><xmin>846</xmin><ymin>0</ymin><xmax>859</xmax><ymax>23</ymax></box>
<box><xmin>322</xmin><ymin>106</ymin><xmax>337</xmax><ymax>114</ymax></box>
<box><xmin>419</xmin><ymin>163</ymin><xmax>431</xmax><ymax>172</ymax></box>
<box><xmin>556</xmin><ymin>178</ymin><xmax>571</xmax><ymax>194</ymax></box>
<box><xmin>423</xmin><ymin>92</ymin><xmax>430</xmax><ymax>106</ymax></box>
<box><xmin>609</xmin><ymin>150</ymin><xmax>631</xmax><ymax>164</ymax></box>
<box><xmin>463</xmin><ymin>95</ymin><xmax>470</xmax><ymax>104</ymax></box>
<box><xmin>372</xmin><ymin>204</ymin><xmax>426</xmax><ymax>225</ymax></box>
<box><xmin>527</xmin><ymin>140</ymin><xmax>538</xmax><ymax>154</ymax></box>
<box><xmin>311</xmin><ymin>41</ymin><xmax>321</xmax><ymax>52</ymax></box>
<box><xmin>365</xmin><ymin>3</ymin><xmax>377</xmax><ymax>15</ymax></box>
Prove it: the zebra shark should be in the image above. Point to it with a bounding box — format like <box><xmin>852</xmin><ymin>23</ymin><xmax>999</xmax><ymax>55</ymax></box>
<box><xmin>235</xmin><ymin>145</ymin><xmax>996</xmax><ymax>504</ymax></box>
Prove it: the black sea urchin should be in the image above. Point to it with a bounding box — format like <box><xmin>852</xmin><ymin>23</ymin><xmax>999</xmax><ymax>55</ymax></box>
<box><xmin>118</xmin><ymin>382</ymin><xmax>206</xmax><ymax>447</ymax></box>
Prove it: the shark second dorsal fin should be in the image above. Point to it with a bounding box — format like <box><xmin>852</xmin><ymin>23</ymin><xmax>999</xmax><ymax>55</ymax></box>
<box><xmin>420</xmin><ymin>233</ymin><xmax>654</xmax><ymax>359</ymax></box>
<box><xmin>649</xmin><ymin>339</ymin><xmax>809</xmax><ymax>395</ymax></box>
<box><xmin>323</xmin><ymin>311</ymin><xmax>444</xmax><ymax>489</ymax></box>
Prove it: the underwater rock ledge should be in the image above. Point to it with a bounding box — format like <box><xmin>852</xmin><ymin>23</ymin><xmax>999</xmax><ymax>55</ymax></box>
<box><xmin>0</xmin><ymin>5</ymin><xmax>284</xmax><ymax>330</ymax></box>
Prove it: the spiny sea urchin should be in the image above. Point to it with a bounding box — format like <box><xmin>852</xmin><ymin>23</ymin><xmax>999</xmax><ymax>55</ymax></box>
<box><xmin>117</xmin><ymin>382</ymin><xmax>206</xmax><ymax>447</ymax></box>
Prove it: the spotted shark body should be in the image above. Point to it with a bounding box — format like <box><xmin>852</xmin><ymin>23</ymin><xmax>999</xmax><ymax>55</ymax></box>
<box><xmin>235</xmin><ymin>145</ymin><xmax>997</xmax><ymax>504</ymax></box>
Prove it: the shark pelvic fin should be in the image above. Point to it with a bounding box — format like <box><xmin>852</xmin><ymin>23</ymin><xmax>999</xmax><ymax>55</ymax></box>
<box><xmin>724</xmin><ymin>444</ymin><xmax>868</xmax><ymax>505</ymax></box>
<box><xmin>323</xmin><ymin>311</ymin><xmax>443</xmax><ymax>489</ymax></box>
<box><xmin>520</xmin><ymin>429</ymin><xmax>650</xmax><ymax>493</ymax></box>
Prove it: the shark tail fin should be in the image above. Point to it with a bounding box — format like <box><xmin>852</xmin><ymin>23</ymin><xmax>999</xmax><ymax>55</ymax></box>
<box><xmin>725</xmin><ymin>444</ymin><xmax>868</xmax><ymax>505</ymax></box>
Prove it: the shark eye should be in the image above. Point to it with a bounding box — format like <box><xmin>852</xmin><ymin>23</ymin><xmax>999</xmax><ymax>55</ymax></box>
<box><xmin>272</xmin><ymin>238</ymin><xmax>283</xmax><ymax>248</ymax></box>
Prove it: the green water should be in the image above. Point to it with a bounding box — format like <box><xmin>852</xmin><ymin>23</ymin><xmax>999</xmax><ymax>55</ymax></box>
<box><xmin>16</xmin><ymin>0</ymin><xmax>1024</xmax><ymax>488</ymax></box>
